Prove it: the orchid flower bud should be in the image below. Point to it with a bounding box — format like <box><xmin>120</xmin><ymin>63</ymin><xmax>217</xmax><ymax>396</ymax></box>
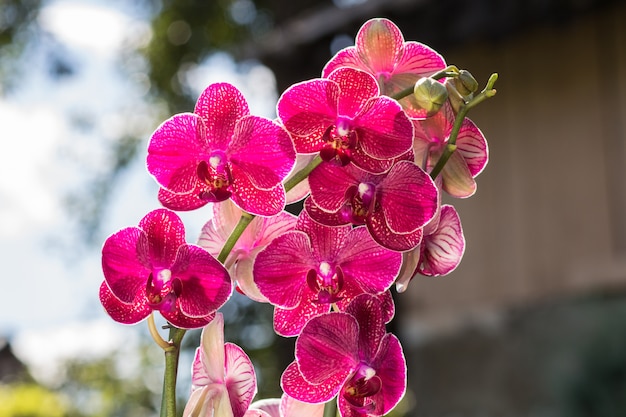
<box><xmin>413</xmin><ymin>77</ymin><xmax>449</xmax><ymax>117</ymax></box>
<box><xmin>455</xmin><ymin>69</ymin><xmax>479</xmax><ymax>95</ymax></box>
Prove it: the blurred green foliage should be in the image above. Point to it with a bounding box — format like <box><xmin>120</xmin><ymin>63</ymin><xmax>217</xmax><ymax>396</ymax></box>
<box><xmin>0</xmin><ymin>384</ymin><xmax>67</xmax><ymax>417</ymax></box>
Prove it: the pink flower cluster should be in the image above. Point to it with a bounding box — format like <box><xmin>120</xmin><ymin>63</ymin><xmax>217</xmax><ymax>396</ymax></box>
<box><xmin>98</xmin><ymin>17</ymin><xmax>490</xmax><ymax>417</ymax></box>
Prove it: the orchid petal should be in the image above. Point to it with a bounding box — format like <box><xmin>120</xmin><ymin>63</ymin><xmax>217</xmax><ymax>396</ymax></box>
<box><xmin>356</xmin><ymin>18</ymin><xmax>404</xmax><ymax>76</ymax></box>
<box><xmin>225</xmin><ymin>343</ymin><xmax>257</xmax><ymax>417</ymax></box>
<box><xmin>419</xmin><ymin>204</ymin><xmax>465</xmax><ymax>276</ymax></box>
<box><xmin>139</xmin><ymin>209</ymin><xmax>186</xmax><ymax>268</ymax></box>
<box><xmin>99</xmin><ymin>281</ymin><xmax>151</xmax><ymax>325</ymax></box>
<box><xmin>441</xmin><ymin>151</ymin><xmax>477</xmax><ymax>198</ymax></box>
<box><xmin>162</xmin><ymin>309</ymin><xmax>214</xmax><ymax>330</ymax></box>
<box><xmin>273</xmin><ymin>299</ymin><xmax>329</xmax><ymax>337</ymax></box>
<box><xmin>230</xmin><ymin>115</ymin><xmax>295</xmax><ymax>189</ymax></box>
<box><xmin>101</xmin><ymin>227</ymin><xmax>149</xmax><ymax>303</ymax></box>
<box><xmin>147</xmin><ymin>113</ymin><xmax>208</xmax><ymax>192</ymax></box>
<box><xmin>394</xmin><ymin>41</ymin><xmax>446</xmax><ymax>76</ymax></box>
<box><xmin>296</xmin><ymin>209</ymin><xmax>351</xmax><ymax>260</ymax></box>
<box><xmin>243</xmin><ymin>410</ymin><xmax>271</xmax><ymax>417</ymax></box>
<box><xmin>303</xmin><ymin>197</ymin><xmax>350</xmax><ymax>227</ymax></box>
<box><xmin>395</xmin><ymin>250</ymin><xmax>420</xmax><ymax>293</ymax></box>
<box><xmin>249</xmin><ymin>398</ymin><xmax>280</xmax><ymax>417</ymax></box>
<box><xmin>328</xmin><ymin>67</ymin><xmax>379</xmax><ymax>117</ymax></box>
<box><xmin>280</xmin><ymin>393</ymin><xmax>324</xmax><ymax>417</ymax></box>
<box><xmin>456</xmin><ymin>117</ymin><xmax>489</xmax><ymax>177</ymax></box>
<box><xmin>337</xmin><ymin>226</ymin><xmax>401</xmax><ymax>294</ymax></box>
<box><xmin>195</xmin><ymin>83</ymin><xmax>250</xmax><ymax>150</ymax></box>
<box><xmin>377</xmin><ymin>290</ymin><xmax>395</xmax><ymax>323</ymax></box>
<box><xmin>355</xmin><ymin>96</ymin><xmax>413</xmax><ymax>160</ymax></box>
<box><xmin>369</xmin><ymin>333</ymin><xmax>407</xmax><ymax>415</ymax></box>
<box><xmin>277</xmin><ymin>79</ymin><xmax>339</xmax><ymax>153</ymax></box>
<box><xmin>254</xmin><ymin>231</ymin><xmax>315</xmax><ymax>308</ymax></box>
<box><xmin>281</xmin><ymin>361</ymin><xmax>341</xmax><ymax>404</ymax></box>
<box><xmin>158</xmin><ymin>187</ymin><xmax>208</xmax><ymax>211</ymax></box>
<box><xmin>295</xmin><ymin>312</ymin><xmax>359</xmax><ymax>384</ymax></box>
<box><xmin>231</xmin><ymin>174</ymin><xmax>286</xmax><ymax>216</ymax></box>
<box><xmin>308</xmin><ymin>163</ymin><xmax>361</xmax><ymax>212</ymax></box>
<box><xmin>322</xmin><ymin>46</ymin><xmax>361</xmax><ymax>78</ymax></box>
<box><xmin>367</xmin><ymin>209</ymin><xmax>423</xmax><ymax>252</ymax></box>
<box><xmin>171</xmin><ymin>245</ymin><xmax>232</xmax><ymax>318</ymax></box>
<box><xmin>198</xmin><ymin>313</ymin><xmax>226</xmax><ymax>384</ymax></box>
<box><xmin>345</xmin><ymin>294</ymin><xmax>385</xmax><ymax>362</ymax></box>
<box><xmin>380</xmin><ymin>161</ymin><xmax>438</xmax><ymax>233</ymax></box>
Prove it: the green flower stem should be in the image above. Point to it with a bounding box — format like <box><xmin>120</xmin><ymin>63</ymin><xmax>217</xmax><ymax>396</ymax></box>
<box><xmin>160</xmin><ymin>326</ymin><xmax>187</xmax><ymax>417</ymax></box>
<box><xmin>390</xmin><ymin>65</ymin><xmax>460</xmax><ymax>101</ymax></box>
<box><xmin>284</xmin><ymin>154</ymin><xmax>323</xmax><ymax>193</ymax></box>
<box><xmin>429</xmin><ymin>73</ymin><xmax>498</xmax><ymax>180</ymax></box>
<box><xmin>218</xmin><ymin>211</ymin><xmax>255</xmax><ymax>264</ymax></box>
<box><xmin>323</xmin><ymin>399</ymin><xmax>337</xmax><ymax>417</ymax></box>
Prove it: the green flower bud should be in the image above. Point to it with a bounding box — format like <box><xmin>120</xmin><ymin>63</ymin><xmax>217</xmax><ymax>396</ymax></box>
<box><xmin>413</xmin><ymin>77</ymin><xmax>448</xmax><ymax>117</ymax></box>
<box><xmin>455</xmin><ymin>69</ymin><xmax>479</xmax><ymax>95</ymax></box>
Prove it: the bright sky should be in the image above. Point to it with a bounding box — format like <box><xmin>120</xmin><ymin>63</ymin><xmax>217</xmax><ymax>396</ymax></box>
<box><xmin>1</xmin><ymin>0</ymin><xmax>278</xmax><ymax>383</ymax></box>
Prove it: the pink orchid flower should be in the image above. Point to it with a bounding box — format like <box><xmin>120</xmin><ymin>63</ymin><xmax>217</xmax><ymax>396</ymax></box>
<box><xmin>99</xmin><ymin>209</ymin><xmax>232</xmax><ymax>329</ymax></box>
<box><xmin>322</xmin><ymin>18</ymin><xmax>446</xmax><ymax>118</ymax></box>
<box><xmin>253</xmin><ymin>210</ymin><xmax>401</xmax><ymax>337</ymax></box>
<box><xmin>147</xmin><ymin>82</ymin><xmax>296</xmax><ymax>216</ymax></box>
<box><xmin>183</xmin><ymin>313</ymin><xmax>258</xmax><ymax>417</ymax></box>
<box><xmin>281</xmin><ymin>294</ymin><xmax>406</xmax><ymax>417</ymax></box>
<box><xmin>395</xmin><ymin>204</ymin><xmax>466</xmax><ymax>292</ymax></box>
<box><xmin>413</xmin><ymin>101</ymin><xmax>488</xmax><ymax>197</ymax></box>
<box><xmin>277</xmin><ymin>66</ymin><xmax>413</xmax><ymax>173</ymax></box>
<box><xmin>250</xmin><ymin>394</ymin><xmax>324</xmax><ymax>417</ymax></box>
<box><xmin>198</xmin><ymin>200</ymin><xmax>297</xmax><ymax>302</ymax></box>
<box><xmin>305</xmin><ymin>160</ymin><xmax>438</xmax><ymax>251</ymax></box>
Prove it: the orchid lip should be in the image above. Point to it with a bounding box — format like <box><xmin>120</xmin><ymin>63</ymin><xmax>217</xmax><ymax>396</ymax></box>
<box><xmin>146</xmin><ymin>270</ymin><xmax>182</xmax><ymax>312</ymax></box>
<box><xmin>197</xmin><ymin>151</ymin><xmax>234</xmax><ymax>202</ymax></box>
<box><xmin>305</xmin><ymin>264</ymin><xmax>345</xmax><ymax>304</ymax></box>
<box><xmin>342</xmin><ymin>364</ymin><xmax>382</xmax><ymax>412</ymax></box>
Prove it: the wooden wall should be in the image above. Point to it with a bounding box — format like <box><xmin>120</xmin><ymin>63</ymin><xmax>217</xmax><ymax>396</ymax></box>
<box><xmin>398</xmin><ymin>2</ymin><xmax>626</xmax><ymax>342</ymax></box>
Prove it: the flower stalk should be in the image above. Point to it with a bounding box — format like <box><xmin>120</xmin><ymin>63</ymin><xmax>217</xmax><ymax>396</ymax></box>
<box><xmin>429</xmin><ymin>72</ymin><xmax>498</xmax><ymax>180</ymax></box>
<box><xmin>323</xmin><ymin>398</ymin><xmax>338</xmax><ymax>417</ymax></box>
<box><xmin>160</xmin><ymin>325</ymin><xmax>186</xmax><ymax>417</ymax></box>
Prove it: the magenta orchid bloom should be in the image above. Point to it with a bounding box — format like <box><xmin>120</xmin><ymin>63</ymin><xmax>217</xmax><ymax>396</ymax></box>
<box><xmin>305</xmin><ymin>160</ymin><xmax>438</xmax><ymax>251</ymax></box>
<box><xmin>322</xmin><ymin>18</ymin><xmax>446</xmax><ymax>118</ymax></box>
<box><xmin>281</xmin><ymin>294</ymin><xmax>406</xmax><ymax>417</ymax></box>
<box><xmin>277</xmin><ymin>66</ymin><xmax>413</xmax><ymax>173</ymax></box>
<box><xmin>198</xmin><ymin>200</ymin><xmax>297</xmax><ymax>302</ymax></box>
<box><xmin>395</xmin><ymin>204</ymin><xmax>466</xmax><ymax>292</ymax></box>
<box><xmin>250</xmin><ymin>394</ymin><xmax>324</xmax><ymax>417</ymax></box>
<box><xmin>99</xmin><ymin>209</ymin><xmax>232</xmax><ymax>329</ymax></box>
<box><xmin>147</xmin><ymin>82</ymin><xmax>296</xmax><ymax>216</ymax></box>
<box><xmin>253</xmin><ymin>210</ymin><xmax>401</xmax><ymax>337</ymax></box>
<box><xmin>184</xmin><ymin>313</ymin><xmax>258</xmax><ymax>417</ymax></box>
<box><xmin>413</xmin><ymin>101</ymin><xmax>488</xmax><ymax>197</ymax></box>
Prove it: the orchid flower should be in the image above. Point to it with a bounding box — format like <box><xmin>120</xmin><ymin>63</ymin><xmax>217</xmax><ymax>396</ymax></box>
<box><xmin>305</xmin><ymin>160</ymin><xmax>438</xmax><ymax>251</ymax></box>
<box><xmin>147</xmin><ymin>82</ymin><xmax>296</xmax><ymax>216</ymax></box>
<box><xmin>277</xmin><ymin>66</ymin><xmax>413</xmax><ymax>173</ymax></box>
<box><xmin>281</xmin><ymin>294</ymin><xmax>406</xmax><ymax>417</ymax></box>
<box><xmin>198</xmin><ymin>200</ymin><xmax>297</xmax><ymax>302</ymax></box>
<box><xmin>183</xmin><ymin>313</ymin><xmax>258</xmax><ymax>417</ymax></box>
<box><xmin>253</xmin><ymin>210</ymin><xmax>400</xmax><ymax>336</ymax></box>
<box><xmin>322</xmin><ymin>18</ymin><xmax>446</xmax><ymax>118</ymax></box>
<box><xmin>413</xmin><ymin>101</ymin><xmax>488</xmax><ymax>197</ymax></box>
<box><xmin>395</xmin><ymin>204</ymin><xmax>466</xmax><ymax>293</ymax></box>
<box><xmin>250</xmin><ymin>394</ymin><xmax>324</xmax><ymax>417</ymax></box>
<box><xmin>99</xmin><ymin>209</ymin><xmax>232</xmax><ymax>329</ymax></box>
